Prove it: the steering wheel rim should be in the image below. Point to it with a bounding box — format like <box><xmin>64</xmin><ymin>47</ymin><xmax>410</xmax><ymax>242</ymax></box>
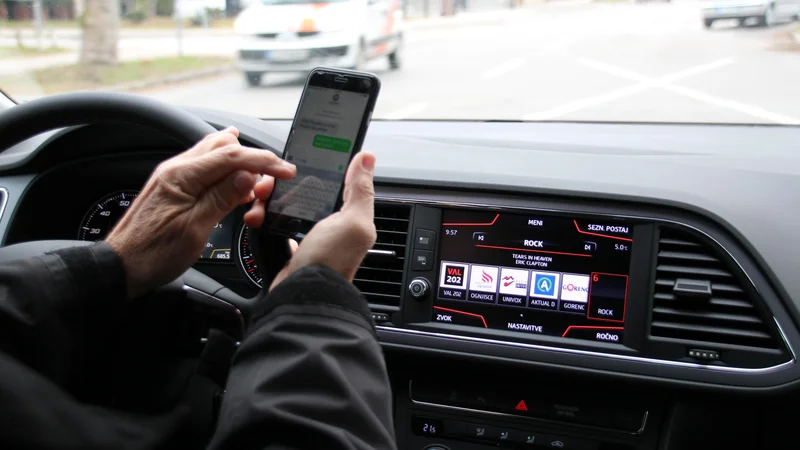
<box><xmin>0</xmin><ymin>91</ymin><xmax>217</xmax><ymax>151</ymax></box>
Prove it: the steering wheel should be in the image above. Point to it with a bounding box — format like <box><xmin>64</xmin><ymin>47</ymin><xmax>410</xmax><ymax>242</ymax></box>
<box><xmin>0</xmin><ymin>91</ymin><xmax>301</xmax><ymax>445</ymax></box>
<box><xmin>0</xmin><ymin>91</ymin><xmax>261</xmax><ymax>309</ymax></box>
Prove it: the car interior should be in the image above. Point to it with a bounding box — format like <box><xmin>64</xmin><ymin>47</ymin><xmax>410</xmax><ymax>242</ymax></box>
<box><xmin>0</xmin><ymin>91</ymin><xmax>798</xmax><ymax>450</ymax></box>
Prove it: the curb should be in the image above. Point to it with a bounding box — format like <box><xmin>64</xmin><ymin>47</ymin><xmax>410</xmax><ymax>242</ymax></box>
<box><xmin>109</xmin><ymin>64</ymin><xmax>236</xmax><ymax>92</ymax></box>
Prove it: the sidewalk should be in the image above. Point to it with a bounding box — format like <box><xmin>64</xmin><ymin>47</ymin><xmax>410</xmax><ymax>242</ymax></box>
<box><xmin>1</xmin><ymin>5</ymin><xmax>526</xmax><ymax>76</ymax></box>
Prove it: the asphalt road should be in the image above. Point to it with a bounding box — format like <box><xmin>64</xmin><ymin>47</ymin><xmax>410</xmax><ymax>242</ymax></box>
<box><xmin>137</xmin><ymin>1</ymin><xmax>799</xmax><ymax>124</ymax></box>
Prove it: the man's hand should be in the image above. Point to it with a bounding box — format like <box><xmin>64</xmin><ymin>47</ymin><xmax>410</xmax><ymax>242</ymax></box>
<box><xmin>244</xmin><ymin>152</ymin><xmax>377</xmax><ymax>288</ymax></box>
<box><xmin>106</xmin><ymin>127</ymin><xmax>296</xmax><ymax>298</ymax></box>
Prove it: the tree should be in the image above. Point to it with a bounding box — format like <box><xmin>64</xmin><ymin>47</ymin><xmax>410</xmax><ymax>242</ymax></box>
<box><xmin>80</xmin><ymin>0</ymin><xmax>120</xmax><ymax>65</ymax></box>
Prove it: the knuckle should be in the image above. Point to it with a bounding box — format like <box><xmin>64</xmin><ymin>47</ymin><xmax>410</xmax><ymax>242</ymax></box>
<box><xmin>356</xmin><ymin>178</ymin><xmax>375</xmax><ymax>197</ymax></box>
<box><xmin>351</xmin><ymin>220</ymin><xmax>377</xmax><ymax>248</ymax></box>
<box><xmin>155</xmin><ymin>161</ymin><xmax>180</xmax><ymax>179</ymax></box>
<box><xmin>221</xmin><ymin>145</ymin><xmax>243</xmax><ymax>162</ymax></box>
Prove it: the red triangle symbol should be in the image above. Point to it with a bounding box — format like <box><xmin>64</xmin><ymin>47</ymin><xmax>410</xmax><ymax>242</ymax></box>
<box><xmin>515</xmin><ymin>400</ymin><xmax>528</xmax><ymax>412</ymax></box>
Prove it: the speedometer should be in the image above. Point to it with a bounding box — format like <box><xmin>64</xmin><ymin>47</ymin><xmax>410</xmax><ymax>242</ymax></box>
<box><xmin>238</xmin><ymin>225</ymin><xmax>262</xmax><ymax>287</ymax></box>
<box><xmin>78</xmin><ymin>191</ymin><xmax>139</xmax><ymax>240</ymax></box>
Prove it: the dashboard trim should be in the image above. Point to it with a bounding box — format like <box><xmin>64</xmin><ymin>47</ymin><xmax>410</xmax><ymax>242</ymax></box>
<box><xmin>378</xmin><ymin>325</ymin><xmax>793</xmax><ymax>374</ymax></box>
<box><xmin>374</xmin><ymin>194</ymin><xmax>796</xmax><ymax>373</ymax></box>
<box><xmin>0</xmin><ymin>187</ymin><xmax>8</xmax><ymax>224</ymax></box>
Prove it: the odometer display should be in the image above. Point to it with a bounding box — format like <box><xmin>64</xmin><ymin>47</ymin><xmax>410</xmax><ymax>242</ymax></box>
<box><xmin>238</xmin><ymin>225</ymin><xmax>262</xmax><ymax>287</ymax></box>
<box><xmin>78</xmin><ymin>191</ymin><xmax>139</xmax><ymax>240</ymax></box>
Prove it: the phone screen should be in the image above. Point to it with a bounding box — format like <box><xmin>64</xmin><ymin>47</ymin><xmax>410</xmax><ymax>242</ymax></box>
<box><xmin>268</xmin><ymin>85</ymin><xmax>370</xmax><ymax>223</ymax></box>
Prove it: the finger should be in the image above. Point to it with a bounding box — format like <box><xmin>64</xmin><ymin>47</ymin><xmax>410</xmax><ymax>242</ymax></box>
<box><xmin>340</xmin><ymin>152</ymin><xmax>376</xmax><ymax>217</ymax></box>
<box><xmin>239</xmin><ymin>190</ymin><xmax>255</xmax><ymax>205</ymax></box>
<box><xmin>244</xmin><ymin>198</ymin><xmax>266</xmax><ymax>228</ymax></box>
<box><xmin>253</xmin><ymin>176</ymin><xmax>275</xmax><ymax>200</ymax></box>
<box><xmin>289</xmin><ymin>239</ymin><xmax>299</xmax><ymax>254</ymax></box>
<box><xmin>192</xmin><ymin>146</ymin><xmax>296</xmax><ymax>188</ymax></box>
<box><xmin>181</xmin><ymin>127</ymin><xmax>241</xmax><ymax>159</ymax></box>
<box><xmin>201</xmin><ymin>170</ymin><xmax>258</xmax><ymax>219</ymax></box>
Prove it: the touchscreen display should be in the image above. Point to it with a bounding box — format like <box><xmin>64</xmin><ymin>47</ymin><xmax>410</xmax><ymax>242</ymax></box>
<box><xmin>434</xmin><ymin>210</ymin><xmax>633</xmax><ymax>343</ymax></box>
<box><xmin>267</xmin><ymin>85</ymin><xmax>369</xmax><ymax>222</ymax></box>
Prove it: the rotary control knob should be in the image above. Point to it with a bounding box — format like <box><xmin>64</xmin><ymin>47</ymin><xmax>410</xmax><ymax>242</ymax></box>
<box><xmin>408</xmin><ymin>277</ymin><xmax>431</xmax><ymax>299</ymax></box>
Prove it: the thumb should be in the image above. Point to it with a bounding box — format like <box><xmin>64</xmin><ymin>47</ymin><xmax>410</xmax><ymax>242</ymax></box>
<box><xmin>341</xmin><ymin>152</ymin><xmax>376</xmax><ymax>217</ymax></box>
<box><xmin>201</xmin><ymin>170</ymin><xmax>257</xmax><ymax>219</ymax></box>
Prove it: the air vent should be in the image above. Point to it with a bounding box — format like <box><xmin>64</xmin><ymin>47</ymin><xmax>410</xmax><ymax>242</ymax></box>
<box><xmin>353</xmin><ymin>202</ymin><xmax>411</xmax><ymax>308</ymax></box>
<box><xmin>651</xmin><ymin>228</ymin><xmax>777</xmax><ymax>349</ymax></box>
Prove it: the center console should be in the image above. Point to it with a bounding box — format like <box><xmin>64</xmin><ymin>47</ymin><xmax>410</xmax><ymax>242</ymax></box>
<box><xmin>356</xmin><ymin>191</ymin><xmax>799</xmax><ymax>450</ymax></box>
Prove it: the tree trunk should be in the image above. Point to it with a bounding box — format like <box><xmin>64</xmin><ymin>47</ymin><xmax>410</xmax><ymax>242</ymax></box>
<box><xmin>80</xmin><ymin>0</ymin><xmax>120</xmax><ymax>65</ymax></box>
<box><xmin>147</xmin><ymin>0</ymin><xmax>156</xmax><ymax>17</ymax></box>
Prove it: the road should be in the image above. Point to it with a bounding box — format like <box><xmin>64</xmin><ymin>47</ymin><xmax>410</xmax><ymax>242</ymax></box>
<box><xmin>30</xmin><ymin>1</ymin><xmax>800</xmax><ymax>123</ymax></box>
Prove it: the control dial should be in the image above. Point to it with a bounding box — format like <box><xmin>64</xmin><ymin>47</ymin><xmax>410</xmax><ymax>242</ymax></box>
<box><xmin>408</xmin><ymin>277</ymin><xmax>430</xmax><ymax>299</ymax></box>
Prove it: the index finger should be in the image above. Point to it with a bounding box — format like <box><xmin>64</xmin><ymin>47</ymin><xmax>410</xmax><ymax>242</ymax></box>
<box><xmin>192</xmin><ymin>145</ymin><xmax>296</xmax><ymax>189</ymax></box>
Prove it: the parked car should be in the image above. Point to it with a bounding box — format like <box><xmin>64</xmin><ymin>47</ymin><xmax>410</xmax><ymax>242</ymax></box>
<box><xmin>234</xmin><ymin>0</ymin><xmax>404</xmax><ymax>87</ymax></box>
<box><xmin>701</xmin><ymin>0</ymin><xmax>800</xmax><ymax>28</ymax></box>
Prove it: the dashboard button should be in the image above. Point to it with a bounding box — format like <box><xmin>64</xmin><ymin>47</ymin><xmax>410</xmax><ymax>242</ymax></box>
<box><xmin>460</xmin><ymin>423</ymin><xmax>499</xmax><ymax>440</ymax></box>
<box><xmin>494</xmin><ymin>394</ymin><xmax>548</xmax><ymax>418</ymax></box>
<box><xmin>415</xmin><ymin>229</ymin><xmax>436</xmax><ymax>250</ymax></box>
<box><xmin>411</xmin><ymin>250</ymin><xmax>433</xmax><ymax>271</ymax></box>
<box><xmin>538</xmin><ymin>433</ymin><xmax>597</xmax><ymax>450</ymax></box>
<box><xmin>409</xmin><ymin>278</ymin><xmax>431</xmax><ymax>299</ymax></box>
<box><xmin>466</xmin><ymin>392</ymin><xmax>495</xmax><ymax>410</ymax></box>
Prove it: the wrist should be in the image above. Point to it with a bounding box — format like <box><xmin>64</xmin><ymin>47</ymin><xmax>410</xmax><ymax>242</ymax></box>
<box><xmin>105</xmin><ymin>234</ymin><xmax>145</xmax><ymax>299</ymax></box>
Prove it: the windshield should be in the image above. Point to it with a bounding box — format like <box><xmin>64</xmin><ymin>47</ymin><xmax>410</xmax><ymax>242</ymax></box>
<box><xmin>1</xmin><ymin>0</ymin><xmax>799</xmax><ymax>124</ymax></box>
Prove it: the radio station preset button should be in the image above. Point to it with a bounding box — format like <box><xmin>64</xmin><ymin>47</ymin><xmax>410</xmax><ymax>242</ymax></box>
<box><xmin>530</xmin><ymin>271</ymin><xmax>560</xmax><ymax>300</ymax></box>
<box><xmin>587</xmin><ymin>273</ymin><xmax>628</xmax><ymax>322</ymax></box>
<box><xmin>528</xmin><ymin>298</ymin><xmax>558</xmax><ymax>311</ymax></box>
<box><xmin>559</xmin><ymin>300</ymin><xmax>588</xmax><ymax>314</ymax></box>
<box><xmin>437</xmin><ymin>286</ymin><xmax>466</xmax><ymax>301</ymax></box>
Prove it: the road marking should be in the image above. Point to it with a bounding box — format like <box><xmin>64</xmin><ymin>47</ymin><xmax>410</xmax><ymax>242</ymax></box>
<box><xmin>482</xmin><ymin>57</ymin><xmax>528</xmax><ymax>79</ymax></box>
<box><xmin>384</xmin><ymin>102</ymin><xmax>428</xmax><ymax>120</ymax></box>
<box><xmin>663</xmin><ymin>85</ymin><xmax>800</xmax><ymax>125</ymax></box>
<box><xmin>578</xmin><ymin>58</ymin><xmax>735</xmax><ymax>85</ymax></box>
<box><xmin>522</xmin><ymin>83</ymin><xmax>654</xmax><ymax>121</ymax></box>
<box><xmin>523</xmin><ymin>58</ymin><xmax>800</xmax><ymax>125</ymax></box>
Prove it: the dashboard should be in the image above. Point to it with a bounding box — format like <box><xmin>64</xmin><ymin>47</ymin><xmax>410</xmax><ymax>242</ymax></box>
<box><xmin>2</xmin><ymin>111</ymin><xmax>800</xmax><ymax>450</ymax></box>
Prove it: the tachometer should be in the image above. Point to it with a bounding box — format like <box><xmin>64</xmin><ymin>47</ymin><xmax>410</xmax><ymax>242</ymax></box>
<box><xmin>237</xmin><ymin>225</ymin><xmax>262</xmax><ymax>287</ymax></box>
<box><xmin>78</xmin><ymin>191</ymin><xmax>139</xmax><ymax>240</ymax></box>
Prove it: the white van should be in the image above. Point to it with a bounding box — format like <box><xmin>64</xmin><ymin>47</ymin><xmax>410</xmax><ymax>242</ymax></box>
<box><xmin>234</xmin><ymin>0</ymin><xmax>404</xmax><ymax>86</ymax></box>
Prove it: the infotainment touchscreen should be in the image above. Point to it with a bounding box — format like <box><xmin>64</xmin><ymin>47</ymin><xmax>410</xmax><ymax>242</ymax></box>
<box><xmin>434</xmin><ymin>209</ymin><xmax>633</xmax><ymax>343</ymax></box>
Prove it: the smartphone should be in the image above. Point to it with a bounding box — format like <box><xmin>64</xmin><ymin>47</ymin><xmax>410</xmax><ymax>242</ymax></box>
<box><xmin>264</xmin><ymin>68</ymin><xmax>381</xmax><ymax>239</ymax></box>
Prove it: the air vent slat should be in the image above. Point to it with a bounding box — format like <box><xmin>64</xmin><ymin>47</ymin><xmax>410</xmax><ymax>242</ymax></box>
<box><xmin>352</xmin><ymin>203</ymin><xmax>410</xmax><ymax>308</ymax></box>
<box><xmin>659</xmin><ymin>237</ymin><xmax>702</xmax><ymax>247</ymax></box>
<box><xmin>653</xmin><ymin>307</ymin><xmax>762</xmax><ymax>325</ymax></box>
<box><xmin>658</xmin><ymin>250</ymin><xmax>720</xmax><ymax>263</ymax></box>
<box><xmin>650</xmin><ymin>228</ymin><xmax>776</xmax><ymax>350</ymax></box>
<box><xmin>656</xmin><ymin>264</ymin><xmax>732</xmax><ymax>278</ymax></box>
<box><xmin>651</xmin><ymin>321</ymin><xmax>773</xmax><ymax>341</ymax></box>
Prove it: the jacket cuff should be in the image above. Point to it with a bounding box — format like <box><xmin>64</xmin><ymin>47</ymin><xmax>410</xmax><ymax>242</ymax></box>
<box><xmin>250</xmin><ymin>264</ymin><xmax>374</xmax><ymax>331</ymax></box>
<box><xmin>47</xmin><ymin>241</ymin><xmax>127</xmax><ymax>303</ymax></box>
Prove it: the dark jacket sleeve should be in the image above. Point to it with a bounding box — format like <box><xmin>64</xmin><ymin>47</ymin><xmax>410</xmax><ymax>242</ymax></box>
<box><xmin>0</xmin><ymin>242</ymin><xmax>127</xmax><ymax>390</ymax></box>
<box><xmin>208</xmin><ymin>265</ymin><xmax>397</xmax><ymax>450</ymax></box>
<box><xmin>0</xmin><ymin>242</ymin><xmax>195</xmax><ymax>449</ymax></box>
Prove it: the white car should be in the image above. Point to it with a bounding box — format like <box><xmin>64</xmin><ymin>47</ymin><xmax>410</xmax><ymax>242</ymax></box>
<box><xmin>234</xmin><ymin>0</ymin><xmax>404</xmax><ymax>86</ymax></box>
<box><xmin>701</xmin><ymin>0</ymin><xmax>800</xmax><ymax>28</ymax></box>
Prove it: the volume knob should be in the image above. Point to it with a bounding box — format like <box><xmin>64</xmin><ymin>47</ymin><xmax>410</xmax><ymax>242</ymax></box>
<box><xmin>408</xmin><ymin>278</ymin><xmax>430</xmax><ymax>299</ymax></box>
